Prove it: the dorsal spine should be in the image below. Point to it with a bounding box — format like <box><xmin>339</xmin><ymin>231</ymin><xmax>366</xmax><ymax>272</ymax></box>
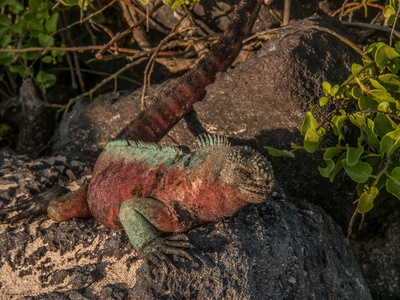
<box><xmin>195</xmin><ymin>134</ymin><xmax>230</xmax><ymax>149</ymax></box>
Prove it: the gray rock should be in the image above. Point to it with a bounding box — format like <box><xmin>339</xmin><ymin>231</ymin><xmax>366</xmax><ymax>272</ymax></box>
<box><xmin>132</xmin><ymin>190</ymin><xmax>371</xmax><ymax>300</ymax></box>
<box><xmin>351</xmin><ymin>196</ymin><xmax>400</xmax><ymax>300</ymax></box>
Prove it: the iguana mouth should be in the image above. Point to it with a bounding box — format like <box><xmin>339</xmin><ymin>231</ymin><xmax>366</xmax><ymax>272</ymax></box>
<box><xmin>238</xmin><ymin>183</ymin><xmax>272</xmax><ymax>199</ymax></box>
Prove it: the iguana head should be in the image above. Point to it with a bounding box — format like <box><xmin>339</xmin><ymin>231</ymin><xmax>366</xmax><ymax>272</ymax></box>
<box><xmin>221</xmin><ymin>146</ymin><xmax>274</xmax><ymax>203</ymax></box>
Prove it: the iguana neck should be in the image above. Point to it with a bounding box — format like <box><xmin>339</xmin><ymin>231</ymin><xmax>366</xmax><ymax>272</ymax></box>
<box><xmin>116</xmin><ymin>0</ymin><xmax>263</xmax><ymax>143</ymax></box>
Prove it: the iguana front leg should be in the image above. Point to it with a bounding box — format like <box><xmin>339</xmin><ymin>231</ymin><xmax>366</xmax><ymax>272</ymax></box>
<box><xmin>120</xmin><ymin>198</ymin><xmax>194</xmax><ymax>271</ymax></box>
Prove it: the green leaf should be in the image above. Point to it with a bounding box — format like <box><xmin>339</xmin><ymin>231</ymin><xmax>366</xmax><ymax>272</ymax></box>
<box><xmin>41</xmin><ymin>55</ymin><xmax>52</xmax><ymax>63</ymax></box>
<box><xmin>374</xmin><ymin>114</ymin><xmax>397</xmax><ymax>138</ymax></box>
<box><xmin>357</xmin><ymin>187</ymin><xmax>379</xmax><ymax>213</ymax></box>
<box><xmin>386</xmin><ymin>167</ymin><xmax>400</xmax><ymax>199</ymax></box>
<box><xmin>375</xmin><ymin>45</ymin><xmax>400</xmax><ymax>69</ymax></box>
<box><xmin>45</xmin><ymin>13</ymin><xmax>59</xmax><ymax>33</ymax></box>
<box><xmin>36</xmin><ymin>70</ymin><xmax>56</xmax><ymax>89</ymax></box>
<box><xmin>350</xmin><ymin>115</ymin><xmax>380</xmax><ymax>150</ymax></box>
<box><xmin>346</xmin><ymin>143</ymin><xmax>364</xmax><ymax>166</ymax></box>
<box><xmin>330</xmin><ymin>85</ymin><xmax>339</xmax><ymax>96</ymax></box>
<box><xmin>380</xmin><ymin>129</ymin><xmax>400</xmax><ymax>158</ymax></box>
<box><xmin>378</xmin><ymin>73</ymin><xmax>400</xmax><ymax>92</ymax></box>
<box><xmin>12</xmin><ymin>20</ymin><xmax>25</xmax><ymax>36</ymax></box>
<box><xmin>351</xmin><ymin>63</ymin><xmax>363</xmax><ymax>75</ymax></box>
<box><xmin>304</xmin><ymin>127</ymin><xmax>325</xmax><ymax>153</ymax></box>
<box><xmin>329</xmin><ymin>153</ymin><xmax>346</xmax><ymax>183</ymax></box>
<box><xmin>171</xmin><ymin>1</ymin><xmax>182</xmax><ymax>9</ymax></box>
<box><xmin>38</xmin><ymin>33</ymin><xmax>54</xmax><ymax>47</ymax></box>
<box><xmin>9</xmin><ymin>64</ymin><xmax>30</xmax><ymax>77</ymax></box>
<box><xmin>29</xmin><ymin>0</ymin><xmax>41</xmax><ymax>12</ymax></box>
<box><xmin>27</xmin><ymin>19</ymin><xmax>44</xmax><ymax>38</ymax></box>
<box><xmin>351</xmin><ymin>86</ymin><xmax>362</xmax><ymax>99</ymax></box>
<box><xmin>0</xmin><ymin>34</ymin><xmax>11</xmax><ymax>48</ymax></box>
<box><xmin>330</xmin><ymin>110</ymin><xmax>347</xmax><ymax>140</ymax></box>
<box><xmin>322</xmin><ymin>81</ymin><xmax>331</xmax><ymax>96</ymax></box>
<box><xmin>384</xmin><ymin>5</ymin><xmax>396</xmax><ymax>19</ymax></box>
<box><xmin>264</xmin><ymin>146</ymin><xmax>295</xmax><ymax>158</ymax></box>
<box><xmin>300</xmin><ymin>104</ymin><xmax>319</xmax><ymax>136</ymax></box>
<box><xmin>369</xmin><ymin>90</ymin><xmax>397</xmax><ymax>103</ymax></box>
<box><xmin>358</xmin><ymin>94</ymin><xmax>378</xmax><ymax>110</ymax></box>
<box><xmin>319</xmin><ymin>96</ymin><xmax>329</xmax><ymax>107</ymax></box>
<box><xmin>51</xmin><ymin>48</ymin><xmax>65</xmax><ymax>57</ymax></box>
<box><xmin>387</xmin><ymin>60</ymin><xmax>400</xmax><ymax>73</ymax></box>
<box><xmin>0</xmin><ymin>52</ymin><xmax>13</xmax><ymax>66</ymax></box>
<box><xmin>6</xmin><ymin>0</ymin><xmax>24</xmax><ymax>13</ymax></box>
<box><xmin>0</xmin><ymin>14</ymin><xmax>11</xmax><ymax>35</ymax></box>
<box><xmin>369</xmin><ymin>78</ymin><xmax>387</xmax><ymax>91</ymax></box>
<box><xmin>342</xmin><ymin>160</ymin><xmax>373</xmax><ymax>183</ymax></box>
<box><xmin>318</xmin><ymin>147</ymin><xmax>342</xmax><ymax>178</ymax></box>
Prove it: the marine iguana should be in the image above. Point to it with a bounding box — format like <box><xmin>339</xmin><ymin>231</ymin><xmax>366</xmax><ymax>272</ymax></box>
<box><xmin>90</xmin><ymin>134</ymin><xmax>273</xmax><ymax>269</ymax></box>
<box><xmin>0</xmin><ymin>0</ymin><xmax>268</xmax><ymax>269</ymax></box>
<box><xmin>2</xmin><ymin>135</ymin><xmax>274</xmax><ymax>270</ymax></box>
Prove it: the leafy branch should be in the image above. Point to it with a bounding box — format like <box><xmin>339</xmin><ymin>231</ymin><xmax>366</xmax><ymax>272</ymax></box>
<box><xmin>265</xmin><ymin>0</ymin><xmax>400</xmax><ymax>237</ymax></box>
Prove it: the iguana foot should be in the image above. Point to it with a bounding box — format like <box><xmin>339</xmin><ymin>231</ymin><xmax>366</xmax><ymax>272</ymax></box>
<box><xmin>140</xmin><ymin>233</ymin><xmax>195</xmax><ymax>272</ymax></box>
<box><xmin>0</xmin><ymin>186</ymin><xmax>70</xmax><ymax>224</ymax></box>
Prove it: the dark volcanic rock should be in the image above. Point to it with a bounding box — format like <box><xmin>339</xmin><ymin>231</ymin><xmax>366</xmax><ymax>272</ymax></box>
<box><xmin>131</xmin><ymin>191</ymin><xmax>371</xmax><ymax>299</ymax></box>
<box><xmin>351</xmin><ymin>196</ymin><xmax>400</xmax><ymax>300</ymax></box>
<box><xmin>0</xmin><ymin>151</ymin><xmax>371</xmax><ymax>298</ymax></box>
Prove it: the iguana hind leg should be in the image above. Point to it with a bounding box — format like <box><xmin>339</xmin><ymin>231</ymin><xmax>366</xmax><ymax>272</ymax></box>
<box><xmin>47</xmin><ymin>183</ymin><xmax>92</xmax><ymax>222</ymax></box>
<box><xmin>0</xmin><ymin>184</ymin><xmax>91</xmax><ymax>224</ymax></box>
<box><xmin>120</xmin><ymin>198</ymin><xmax>194</xmax><ymax>272</ymax></box>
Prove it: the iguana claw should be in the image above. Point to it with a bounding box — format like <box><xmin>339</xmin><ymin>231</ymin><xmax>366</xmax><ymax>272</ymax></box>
<box><xmin>0</xmin><ymin>186</ymin><xmax>70</xmax><ymax>224</ymax></box>
<box><xmin>140</xmin><ymin>233</ymin><xmax>195</xmax><ymax>272</ymax></box>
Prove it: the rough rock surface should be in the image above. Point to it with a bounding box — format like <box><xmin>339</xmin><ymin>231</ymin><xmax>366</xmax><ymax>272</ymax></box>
<box><xmin>351</xmin><ymin>196</ymin><xmax>400</xmax><ymax>300</ymax></box>
<box><xmin>0</xmin><ymin>151</ymin><xmax>371</xmax><ymax>299</ymax></box>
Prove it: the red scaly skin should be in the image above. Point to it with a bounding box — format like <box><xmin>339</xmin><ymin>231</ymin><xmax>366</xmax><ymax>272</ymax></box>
<box><xmin>87</xmin><ymin>151</ymin><xmax>249</xmax><ymax>231</ymax></box>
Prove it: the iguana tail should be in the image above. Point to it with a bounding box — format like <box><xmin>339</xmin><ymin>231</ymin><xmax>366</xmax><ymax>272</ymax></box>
<box><xmin>116</xmin><ymin>0</ymin><xmax>264</xmax><ymax>143</ymax></box>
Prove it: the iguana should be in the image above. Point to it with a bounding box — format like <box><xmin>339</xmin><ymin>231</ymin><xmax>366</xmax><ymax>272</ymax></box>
<box><xmin>0</xmin><ymin>0</ymin><xmax>268</xmax><ymax>269</ymax></box>
<box><xmin>2</xmin><ymin>135</ymin><xmax>274</xmax><ymax>270</ymax></box>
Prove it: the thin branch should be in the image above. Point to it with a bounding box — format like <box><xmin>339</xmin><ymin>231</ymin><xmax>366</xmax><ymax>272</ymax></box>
<box><xmin>141</xmin><ymin>26</ymin><xmax>195</xmax><ymax>110</ymax></box>
<box><xmin>62</xmin><ymin>56</ymin><xmax>148</xmax><ymax>118</ymax></box>
<box><xmin>95</xmin><ymin>1</ymin><xmax>163</xmax><ymax>59</ymax></box>
<box><xmin>57</xmin><ymin>0</ymin><xmax>117</xmax><ymax>34</ymax></box>
<box><xmin>118</xmin><ymin>0</ymin><xmax>146</xmax><ymax>17</ymax></box>
<box><xmin>358</xmin><ymin>108</ymin><xmax>400</xmax><ymax>121</ymax></box>
<box><xmin>347</xmin><ymin>207</ymin><xmax>359</xmax><ymax>239</ymax></box>
<box><xmin>308</xmin><ymin>25</ymin><xmax>373</xmax><ymax>62</ymax></box>
<box><xmin>283</xmin><ymin>0</ymin><xmax>291</xmax><ymax>26</ymax></box>
<box><xmin>390</xmin><ymin>2</ymin><xmax>400</xmax><ymax>45</ymax></box>
<box><xmin>0</xmin><ymin>45</ymin><xmax>186</xmax><ymax>56</ymax></box>
<box><xmin>342</xmin><ymin>22</ymin><xmax>400</xmax><ymax>39</ymax></box>
<box><xmin>332</xmin><ymin>2</ymin><xmax>386</xmax><ymax>17</ymax></box>
<box><xmin>243</xmin><ymin>28</ymin><xmax>282</xmax><ymax>43</ymax></box>
<box><xmin>339</xmin><ymin>0</ymin><xmax>350</xmax><ymax>21</ymax></box>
